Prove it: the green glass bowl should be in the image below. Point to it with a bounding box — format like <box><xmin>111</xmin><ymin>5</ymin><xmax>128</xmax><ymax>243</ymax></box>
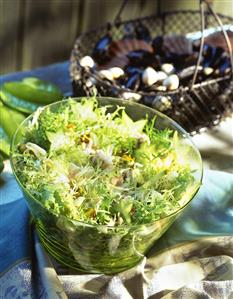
<box><xmin>10</xmin><ymin>97</ymin><xmax>203</xmax><ymax>274</ymax></box>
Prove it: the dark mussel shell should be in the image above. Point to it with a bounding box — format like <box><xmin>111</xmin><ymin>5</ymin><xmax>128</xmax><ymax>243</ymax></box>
<box><xmin>164</xmin><ymin>53</ymin><xmax>191</xmax><ymax>70</ymax></box>
<box><xmin>123</xmin><ymin>23</ymin><xmax>136</xmax><ymax>39</ymax></box>
<box><xmin>135</xmin><ymin>22</ymin><xmax>151</xmax><ymax>42</ymax></box>
<box><xmin>123</xmin><ymin>73</ymin><xmax>141</xmax><ymax>90</ymax></box>
<box><xmin>92</xmin><ymin>34</ymin><xmax>112</xmax><ymax>64</ymax></box>
<box><xmin>127</xmin><ymin>50</ymin><xmax>158</xmax><ymax>68</ymax></box>
<box><xmin>211</xmin><ymin>48</ymin><xmax>228</xmax><ymax>69</ymax></box>
<box><xmin>215</xmin><ymin>55</ymin><xmax>231</xmax><ymax>75</ymax></box>
<box><xmin>202</xmin><ymin>45</ymin><xmax>224</xmax><ymax>68</ymax></box>
<box><xmin>124</xmin><ymin>66</ymin><xmax>144</xmax><ymax>75</ymax></box>
<box><xmin>152</xmin><ymin>36</ymin><xmax>163</xmax><ymax>55</ymax></box>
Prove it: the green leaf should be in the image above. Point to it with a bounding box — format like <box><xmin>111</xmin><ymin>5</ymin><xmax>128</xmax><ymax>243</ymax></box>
<box><xmin>0</xmin><ymin>86</ymin><xmax>41</xmax><ymax>114</ymax></box>
<box><xmin>117</xmin><ymin>197</ymin><xmax>133</xmax><ymax>224</ymax></box>
<box><xmin>121</xmin><ymin>110</ymin><xmax>147</xmax><ymax>133</ymax></box>
<box><xmin>0</xmin><ymin>155</ymin><xmax>4</xmax><ymax>173</ymax></box>
<box><xmin>0</xmin><ymin>126</ymin><xmax>10</xmax><ymax>156</ymax></box>
<box><xmin>2</xmin><ymin>77</ymin><xmax>63</xmax><ymax>104</ymax></box>
<box><xmin>0</xmin><ymin>101</ymin><xmax>25</xmax><ymax>139</ymax></box>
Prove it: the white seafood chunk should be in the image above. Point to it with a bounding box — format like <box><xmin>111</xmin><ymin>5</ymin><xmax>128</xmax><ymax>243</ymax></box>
<box><xmin>109</xmin><ymin>67</ymin><xmax>124</xmax><ymax>79</ymax></box>
<box><xmin>122</xmin><ymin>92</ymin><xmax>141</xmax><ymax>101</ymax></box>
<box><xmin>98</xmin><ymin>70</ymin><xmax>114</xmax><ymax>81</ymax></box>
<box><xmin>142</xmin><ymin>67</ymin><xmax>159</xmax><ymax>86</ymax></box>
<box><xmin>163</xmin><ymin>74</ymin><xmax>179</xmax><ymax>90</ymax></box>
<box><xmin>25</xmin><ymin>142</ymin><xmax>46</xmax><ymax>158</ymax></box>
<box><xmin>161</xmin><ymin>63</ymin><xmax>175</xmax><ymax>74</ymax></box>
<box><xmin>157</xmin><ymin>71</ymin><xmax>168</xmax><ymax>81</ymax></box>
<box><xmin>203</xmin><ymin>67</ymin><xmax>214</xmax><ymax>76</ymax></box>
<box><xmin>79</xmin><ymin>56</ymin><xmax>95</xmax><ymax>68</ymax></box>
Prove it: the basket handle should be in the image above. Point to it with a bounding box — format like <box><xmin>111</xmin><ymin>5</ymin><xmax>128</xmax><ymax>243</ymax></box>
<box><xmin>191</xmin><ymin>0</ymin><xmax>233</xmax><ymax>89</ymax></box>
<box><xmin>114</xmin><ymin>0</ymin><xmax>128</xmax><ymax>26</ymax></box>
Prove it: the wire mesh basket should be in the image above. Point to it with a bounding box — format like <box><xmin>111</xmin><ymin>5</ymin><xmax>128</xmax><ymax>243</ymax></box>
<box><xmin>70</xmin><ymin>0</ymin><xmax>233</xmax><ymax>134</ymax></box>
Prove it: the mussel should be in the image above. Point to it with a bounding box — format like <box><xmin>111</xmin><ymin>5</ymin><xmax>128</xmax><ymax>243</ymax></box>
<box><xmin>202</xmin><ymin>45</ymin><xmax>224</xmax><ymax>68</ymax></box>
<box><xmin>135</xmin><ymin>23</ymin><xmax>151</xmax><ymax>42</ymax></box>
<box><xmin>92</xmin><ymin>34</ymin><xmax>112</xmax><ymax>64</ymax></box>
<box><xmin>123</xmin><ymin>23</ymin><xmax>135</xmax><ymax>39</ymax></box>
<box><xmin>124</xmin><ymin>66</ymin><xmax>144</xmax><ymax>75</ymax></box>
<box><xmin>151</xmin><ymin>36</ymin><xmax>163</xmax><ymax>55</ymax></box>
<box><xmin>127</xmin><ymin>50</ymin><xmax>158</xmax><ymax>67</ymax></box>
<box><xmin>123</xmin><ymin>73</ymin><xmax>141</xmax><ymax>90</ymax></box>
<box><xmin>216</xmin><ymin>55</ymin><xmax>231</xmax><ymax>75</ymax></box>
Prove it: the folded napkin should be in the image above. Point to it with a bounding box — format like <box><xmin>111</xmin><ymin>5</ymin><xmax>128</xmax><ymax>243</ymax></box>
<box><xmin>0</xmin><ymin>161</ymin><xmax>232</xmax><ymax>298</ymax></box>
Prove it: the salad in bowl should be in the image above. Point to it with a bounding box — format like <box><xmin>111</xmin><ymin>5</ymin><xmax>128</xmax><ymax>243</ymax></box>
<box><xmin>11</xmin><ymin>97</ymin><xmax>202</xmax><ymax>274</ymax></box>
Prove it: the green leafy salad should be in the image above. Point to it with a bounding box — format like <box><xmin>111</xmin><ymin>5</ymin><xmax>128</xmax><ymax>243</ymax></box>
<box><xmin>14</xmin><ymin>98</ymin><xmax>198</xmax><ymax>226</ymax></box>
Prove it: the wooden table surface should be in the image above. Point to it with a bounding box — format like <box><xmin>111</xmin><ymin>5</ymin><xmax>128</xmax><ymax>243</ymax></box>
<box><xmin>1</xmin><ymin>61</ymin><xmax>233</xmax><ymax>173</ymax></box>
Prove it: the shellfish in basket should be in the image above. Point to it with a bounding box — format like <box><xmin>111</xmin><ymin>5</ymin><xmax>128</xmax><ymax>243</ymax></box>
<box><xmin>78</xmin><ymin>23</ymin><xmax>232</xmax><ymax>97</ymax></box>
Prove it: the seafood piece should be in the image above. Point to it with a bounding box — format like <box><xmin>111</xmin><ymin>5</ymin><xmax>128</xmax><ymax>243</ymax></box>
<box><xmin>92</xmin><ymin>34</ymin><xmax>112</xmax><ymax>64</ymax></box>
<box><xmin>127</xmin><ymin>50</ymin><xmax>158</xmax><ymax>67</ymax></box>
<box><xmin>216</xmin><ymin>55</ymin><xmax>231</xmax><ymax>74</ymax></box>
<box><xmin>151</xmin><ymin>36</ymin><xmax>163</xmax><ymax>54</ymax></box>
<box><xmin>202</xmin><ymin>45</ymin><xmax>224</xmax><ymax>68</ymax></box>
<box><xmin>98</xmin><ymin>70</ymin><xmax>114</xmax><ymax>81</ymax></box>
<box><xmin>161</xmin><ymin>63</ymin><xmax>175</xmax><ymax>74</ymax></box>
<box><xmin>203</xmin><ymin>67</ymin><xmax>214</xmax><ymax>76</ymax></box>
<box><xmin>122</xmin><ymin>92</ymin><xmax>141</xmax><ymax>101</ymax></box>
<box><xmin>124</xmin><ymin>73</ymin><xmax>141</xmax><ymax>90</ymax></box>
<box><xmin>135</xmin><ymin>23</ymin><xmax>151</xmax><ymax>42</ymax></box>
<box><xmin>123</xmin><ymin>23</ymin><xmax>135</xmax><ymax>39</ymax></box>
<box><xmin>124</xmin><ymin>66</ymin><xmax>144</xmax><ymax>75</ymax></box>
<box><xmin>163</xmin><ymin>74</ymin><xmax>179</xmax><ymax>90</ymax></box>
<box><xmin>109</xmin><ymin>67</ymin><xmax>124</xmax><ymax>79</ymax></box>
<box><xmin>80</xmin><ymin>56</ymin><xmax>95</xmax><ymax>68</ymax></box>
<box><xmin>157</xmin><ymin>71</ymin><xmax>167</xmax><ymax>81</ymax></box>
<box><xmin>142</xmin><ymin>67</ymin><xmax>159</xmax><ymax>86</ymax></box>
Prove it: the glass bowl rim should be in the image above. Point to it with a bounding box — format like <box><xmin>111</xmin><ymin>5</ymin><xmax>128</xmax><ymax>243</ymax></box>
<box><xmin>10</xmin><ymin>96</ymin><xmax>203</xmax><ymax>229</ymax></box>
